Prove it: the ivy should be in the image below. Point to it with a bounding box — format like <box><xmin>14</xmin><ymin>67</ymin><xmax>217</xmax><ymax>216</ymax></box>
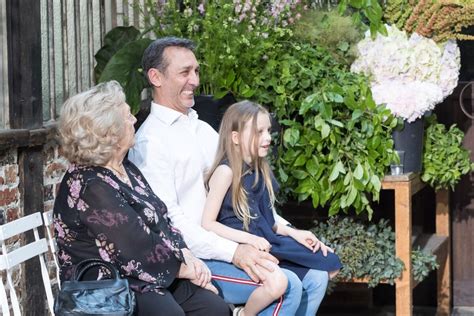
<box><xmin>311</xmin><ymin>217</ymin><xmax>438</xmax><ymax>287</ymax></box>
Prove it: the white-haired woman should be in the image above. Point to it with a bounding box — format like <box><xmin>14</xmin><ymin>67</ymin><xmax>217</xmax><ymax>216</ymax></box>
<box><xmin>53</xmin><ymin>81</ymin><xmax>230</xmax><ymax>316</ymax></box>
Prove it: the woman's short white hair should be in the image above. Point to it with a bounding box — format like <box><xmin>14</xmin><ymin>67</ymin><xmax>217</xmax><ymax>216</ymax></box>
<box><xmin>58</xmin><ymin>80</ymin><xmax>128</xmax><ymax>166</ymax></box>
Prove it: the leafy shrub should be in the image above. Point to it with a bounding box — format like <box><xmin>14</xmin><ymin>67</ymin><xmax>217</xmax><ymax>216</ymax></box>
<box><xmin>422</xmin><ymin>115</ymin><xmax>474</xmax><ymax>191</ymax></box>
<box><xmin>250</xmin><ymin>43</ymin><xmax>398</xmax><ymax>218</ymax></box>
<box><xmin>311</xmin><ymin>217</ymin><xmax>438</xmax><ymax>287</ymax></box>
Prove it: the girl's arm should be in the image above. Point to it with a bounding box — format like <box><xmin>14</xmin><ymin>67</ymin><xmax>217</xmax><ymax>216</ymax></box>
<box><xmin>202</xmin><ymin>165</ymin><xmax>270</xmax><ymax>251</ymax></box>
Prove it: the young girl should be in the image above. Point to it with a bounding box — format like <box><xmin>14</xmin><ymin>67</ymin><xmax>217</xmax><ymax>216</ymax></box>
<box><xmin>202</xmin><ymin>100</ymin><xmax>342</xmax><ymax>316</ymax></box>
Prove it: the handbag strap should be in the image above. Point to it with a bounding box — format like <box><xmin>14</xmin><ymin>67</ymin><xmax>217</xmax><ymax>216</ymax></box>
<box><xmin>73</xmin><ymin>259</ymin><xmax>120</xmax><ymax>281</ymax></box>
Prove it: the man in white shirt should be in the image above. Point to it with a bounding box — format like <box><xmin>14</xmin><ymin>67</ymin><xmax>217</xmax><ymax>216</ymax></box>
<box><xmin>129</xmin><ymin>37</ymin><xmax>329</xmax><ymax>316</ymax></box>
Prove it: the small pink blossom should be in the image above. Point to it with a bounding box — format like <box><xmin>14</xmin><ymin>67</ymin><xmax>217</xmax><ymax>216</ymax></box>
<box><xmin>70</xmin><ymin>180</ymin><xmax>81</xmax><ymax>198</ymax></box>
<box><xmin>67</xmin><ymin>195</ymin><xmax>75</xmax><ymax>208</ymax></box>
<box><xmin>139</xmin><ymin>272</ymin><xmax>157</xmax><ymax>283</ymax></box>
<box><xmin>103</xmin><ymin>176</ymin><xmax>119</xmax><ymax>190</ymax></box>
<box><xmin>197</xmin><ymin>3</ymin><xmax>205</xmax><ymax>15</ymax></box>
<box><xmin>99</xmin><ymin>248</ymin><xmax>111</xmax><ymax>261</ymax></box>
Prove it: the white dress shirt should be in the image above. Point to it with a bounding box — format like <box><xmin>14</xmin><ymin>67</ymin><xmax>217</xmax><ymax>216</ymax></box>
<box><xmin>129</xmin><ymin>102</ymin><xmax>238</xmax><ymax>262</ymax></box>
<box><xmin>129</xmin><ymin>101</ymin><xmax>290</xmax><ymax>262</ymax></box>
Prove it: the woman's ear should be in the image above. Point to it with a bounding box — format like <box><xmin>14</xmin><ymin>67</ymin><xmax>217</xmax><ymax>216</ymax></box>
<box><xmin>231</xmin><ymin>131</ymin><xmax>239</xmax><ymax>145</ymax></box>
<box><xmin>147</xmin><ymin>68</ymin><xmax>162</xmax><ymax>88</ymax></box>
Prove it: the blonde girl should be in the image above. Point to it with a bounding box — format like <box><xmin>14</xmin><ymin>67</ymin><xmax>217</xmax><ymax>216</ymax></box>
<box><xmin>202</xmin><ymin>101</ymin><xmax>342</xmax><ymax>316</ymax></box>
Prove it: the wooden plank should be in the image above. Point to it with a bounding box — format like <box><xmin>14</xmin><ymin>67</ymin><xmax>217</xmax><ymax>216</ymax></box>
<box><xmin>436</xmin><ymin>189</ymin><xmax>451</xmax><ymax>316</ymax></box>
<box><xmin>6</xmin><ymin>0</ymin><xmax>43</xmax><ymax>129</ymax></box>
<box><xmin>0</xmin><ymin>124</ymin><xmax>57</xmax><ymax>150</ymax></box>
<box><xmin>18</xmin><ymin>147</ymin><xmax>46</xmax><ymax>315</ymax></box>
<box><xmin>394</xmin><ymin>183</ymin><xmax>413</xmax><ymax>316</ymax></box>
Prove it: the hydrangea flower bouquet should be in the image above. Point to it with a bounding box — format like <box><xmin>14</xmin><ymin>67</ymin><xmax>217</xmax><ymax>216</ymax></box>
<box><xmin>351</xmin><ymin>24</ymin><xmax>461</xmax><ymax>122</ymax></box>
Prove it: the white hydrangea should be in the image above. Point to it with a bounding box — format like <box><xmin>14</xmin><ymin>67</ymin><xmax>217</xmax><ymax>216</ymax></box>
<box><xmin>351</xmin><ymin>24</ymin><xmax>460</xmax><ymax>122</ymax></box>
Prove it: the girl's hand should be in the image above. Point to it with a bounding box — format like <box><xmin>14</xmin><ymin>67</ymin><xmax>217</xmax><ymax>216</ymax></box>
<box><xmin>246</xmin><ymin>235</ymin><xmax>271</xmax><ymax>252</ymax></box>
<box><xmin>290</xmin><ymin>229</ymin><xmax>334</xmax><ymax>255</ymax></box>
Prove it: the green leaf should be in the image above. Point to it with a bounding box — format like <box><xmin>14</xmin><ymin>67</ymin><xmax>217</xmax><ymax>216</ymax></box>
<box><xmin>370</xmin><ymin>174</ymin><xmax>381</xmax><ymax>192</ymax></box>
<box><xmin>99</xmin><ymin>38</ymin><xmax>153</xmax><ymax>113</ymax></box>
<box><xmin>283</xmin><ymin>128</ymin><xmax>300</xmax><ymax>147</ymax></box>
<box><xmin>354</xmin><ymin>163</ymin><xmax>363</xmax><ymax>180</ymax></box>
<box><xmin>306</xmin><ymin>157</ymin><xmax>319</xmax><ymax>177</ymax></box>
<box><xmin>94</xmin><ymin>26</ymin><xmax>140</xmax><ymax>82</ymax></box>
<box><xmin>294</xmin><ymin>154</ymin><xmax>307</xmax><ymax>167</ymax></box>
<box><xmin>321</xmin><ymin>124</ymin><xmax>331</xmax><ymax>139</ymax></box>
<box><xmin>292</xmin><ymin>170</ymin><xmax>308</xmax><ymax>180</ymax></box>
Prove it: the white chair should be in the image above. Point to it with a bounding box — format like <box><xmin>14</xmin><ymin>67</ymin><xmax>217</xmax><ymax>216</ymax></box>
<box><xmin>0</xmin><ymin>212</ymin><xmax>55</xmax><ymax>316</ymax></box>
<box><xmin>42</xmin><ymin>210</ymin><xmax>61</xmax><ymax>290</ymax></box>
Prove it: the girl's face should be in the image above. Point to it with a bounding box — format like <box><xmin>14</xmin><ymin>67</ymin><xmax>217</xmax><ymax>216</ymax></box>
<box><xmin>236</xmin><ymin>112</ymin><xmax>272</xmax><ymax>164</ymax></box>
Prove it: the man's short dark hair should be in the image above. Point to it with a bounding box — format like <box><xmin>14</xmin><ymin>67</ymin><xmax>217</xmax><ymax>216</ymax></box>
<box><xmin>142</xmin><ymin>37</ymin><xmax>195</xmax><ymax>83</ymax></box>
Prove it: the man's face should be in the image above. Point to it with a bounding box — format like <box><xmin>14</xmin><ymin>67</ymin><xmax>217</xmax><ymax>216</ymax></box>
<box><xmin>153</xmin><ymin>46</ymin><xmax>200</xmax><ymax>114</ymax></box>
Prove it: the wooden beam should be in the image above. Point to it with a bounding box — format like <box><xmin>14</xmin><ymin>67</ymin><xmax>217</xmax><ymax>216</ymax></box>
<box><xmin>6</xmin><ymin>0</ymin><xmax>42</xmax><ymax>129</ymax></box>
<box><xmin>6</xmin><ymin>0</ymin><xmax>46</xmax><ymax>314</ymax></box>
<box><xmin>0</xmin><ymin>123</ymin><xmax>57</xmax><ymax>150</ymax></box>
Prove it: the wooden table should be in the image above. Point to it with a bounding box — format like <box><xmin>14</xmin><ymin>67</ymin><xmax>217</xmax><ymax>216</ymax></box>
<box><xmin>381</xmin><ymin>173</ymin><xmax>451</xmax><ymax>316</ymax></box>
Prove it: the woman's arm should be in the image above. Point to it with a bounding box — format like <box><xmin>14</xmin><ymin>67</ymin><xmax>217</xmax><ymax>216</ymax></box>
<box><xmin>201</xmin><ymin>165</ymin><xmax>270</xmax><ymax>252</ymax></box>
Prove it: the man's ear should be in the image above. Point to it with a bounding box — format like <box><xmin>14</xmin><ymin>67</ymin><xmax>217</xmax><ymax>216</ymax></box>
<box><xmin>147</xmin><ymin>68</ymin><xmax>163</xmax><ymax>88</ymax></box>
<box><xmin>231</xmin><ymin>131</ymin><xmax>239</xmax><ymax>145</ymax></box>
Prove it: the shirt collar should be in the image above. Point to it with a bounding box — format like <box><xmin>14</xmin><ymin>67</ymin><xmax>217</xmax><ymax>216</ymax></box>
<box><xmin>150</xmin><ymin>101</ymin><xmax>199</xmax><ymax>125</ymax></box>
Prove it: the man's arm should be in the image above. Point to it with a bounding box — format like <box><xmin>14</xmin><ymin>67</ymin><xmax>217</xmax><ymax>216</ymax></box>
<box><xmin>129</xmin><ymin>137</ymin><xmax>238</xmax><ymax>262</ymax></box>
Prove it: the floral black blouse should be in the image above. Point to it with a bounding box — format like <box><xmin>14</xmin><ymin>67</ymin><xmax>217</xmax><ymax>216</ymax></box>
<box><xmin>53</xmin><ymin>159</ymin><xmax>186</xmax><ymax>293</ymax></box>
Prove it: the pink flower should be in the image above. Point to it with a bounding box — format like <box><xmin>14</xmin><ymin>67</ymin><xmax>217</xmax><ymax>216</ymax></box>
<box><xmin>70</xmin><ymin>180</ymin><xmax>81</xmax><ymax>198</ymax></box>
<box><xmin>198</xmin><ymin>3</ymin><xmax>205</xmax><ymax>15</ymax></box>
<box><xmin>139</xmin><ymin>272</ymin><xmax>156</xmax><ymax>283</ymax></box>
<box><xmin>67</xmin><ymin>195</ymin><xmax>75</xmax><ymax>208</ymax></box>
<box><xmin>103</xmin><ymin>176</ymin><xmax>119</xmax><ymax>190</ymax></box>
<box><xmin>99</xmin><ymin>248</ymin><xmax>111</xmax><ymax>261</ymax></box>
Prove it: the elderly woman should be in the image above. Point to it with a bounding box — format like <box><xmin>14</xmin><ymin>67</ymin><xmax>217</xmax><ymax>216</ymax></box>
<box><xmin>53</xmin><ymin>81</ymin><xmax>230</xmax><ymax>316</ymax></box>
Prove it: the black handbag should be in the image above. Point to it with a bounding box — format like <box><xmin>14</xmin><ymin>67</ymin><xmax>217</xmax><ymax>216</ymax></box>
<box><xmin>54</xmin><ymin>258</ymin><xmax>136</xmax><ymax>316</ymax></box>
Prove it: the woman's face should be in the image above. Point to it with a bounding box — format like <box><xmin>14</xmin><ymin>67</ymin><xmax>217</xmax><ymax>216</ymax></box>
<box><xmin>118</xmin><ymin>104</ymin><xmax>137</xmax><ymax>150</ymax></box>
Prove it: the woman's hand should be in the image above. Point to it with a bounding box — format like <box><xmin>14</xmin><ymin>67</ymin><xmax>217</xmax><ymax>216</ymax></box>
<box><xmin>289</xmin><ymin>229</ymin><xmax>334</xmax><ymax>255</ymax></box>
<box><xmin>245</xmin><ymin>234</ymin><xmax>271</xmax><ymax>252</ymax></box>
<box><xmin>178</xmin><ymin>248</ymin><xmax>218</xmax><ymax>294</ymax></box>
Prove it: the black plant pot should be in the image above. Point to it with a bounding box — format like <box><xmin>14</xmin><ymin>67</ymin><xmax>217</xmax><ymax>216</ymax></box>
<box><xmin>193</xmin><ymin>94</ymin><xmax>236</xmax><ymax>131</ymax></box>
<box><xmin>392</xmin><ymin>118</ymin><xmax>424</xmax><ymax>173</ymax></box>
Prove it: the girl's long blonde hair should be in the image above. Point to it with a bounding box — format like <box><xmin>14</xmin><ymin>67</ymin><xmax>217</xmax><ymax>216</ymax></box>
<box><xmin>206</xmin><ymin>100</ymin><xmax>276</xmax><ymax>231</ymax></box>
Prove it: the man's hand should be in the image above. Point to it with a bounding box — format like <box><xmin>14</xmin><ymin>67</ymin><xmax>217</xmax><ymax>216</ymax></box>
<box><xmin>179</xmin><ymin>248</ymin><xmax>212</xmax><ymax>287</ymax></box>
<box><xmin>231</xmin><ymin>244</ymin><xmax>279</xmax><ymax>283</ymax></box>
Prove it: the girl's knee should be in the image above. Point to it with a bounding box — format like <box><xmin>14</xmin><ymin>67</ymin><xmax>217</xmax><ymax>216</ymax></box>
<box><xmin>263</xmin><ymin>266</ymin><xmax>288</xmax><ymax>298</ymax></box>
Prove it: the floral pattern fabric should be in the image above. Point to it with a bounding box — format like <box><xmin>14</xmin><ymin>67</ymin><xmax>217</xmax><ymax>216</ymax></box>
<box><xmin>53</xmin><ymin>159</ymin><xmax>186</xmax><ymax>293</ymax></box>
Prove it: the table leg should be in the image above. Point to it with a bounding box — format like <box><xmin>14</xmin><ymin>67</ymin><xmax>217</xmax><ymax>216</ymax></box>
<box><xmin>395</xmin><ymin>184</ymin><xmax>413</xmax><ymax>316</ymax></box>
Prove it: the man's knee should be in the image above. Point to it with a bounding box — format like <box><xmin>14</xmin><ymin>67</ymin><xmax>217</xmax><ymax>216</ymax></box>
<box><xmin>282</xmin><ymin>269</ymin><xmax>303</xmax><ymax>297</ymax></box>
<box><xmin>303</xmin><ymin>269</ymin><xmax>329</xmax><ymax>291</ymax></box>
